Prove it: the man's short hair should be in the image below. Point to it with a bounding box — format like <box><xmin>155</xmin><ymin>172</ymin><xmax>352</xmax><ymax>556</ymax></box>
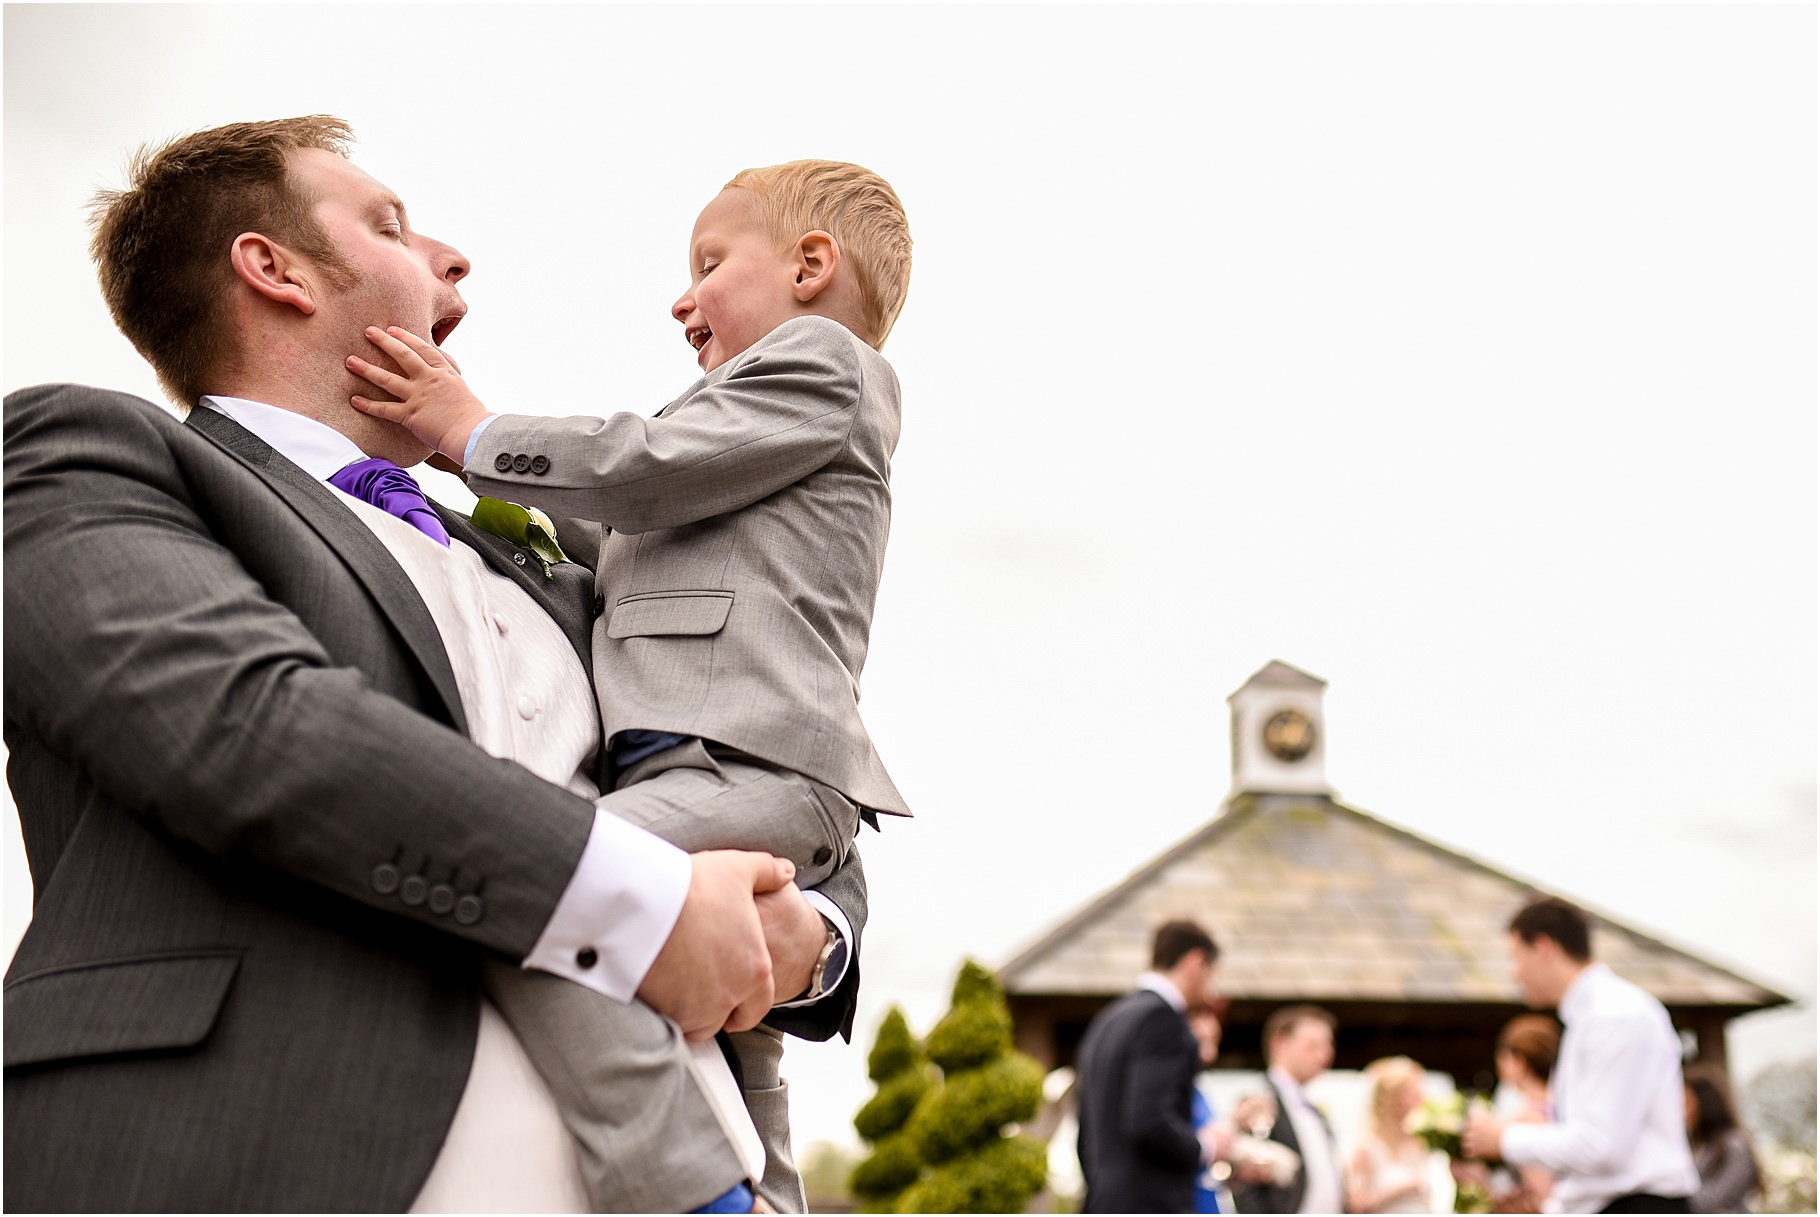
<box><xmin>1150</xmin><ymin>919</ymin><xmax>1218</xmax><ymax>970</ymax></box>
<box><xmin>723</xmin><ymin>159</ymin><xmax>912</xmax><ymax>348</ymax></box>
<box><xmin>88</xmin><ymin>115</ymin><xmax>357</xmax><ymax>406</ymax></box>
<box><xmin>1262</xmin><ymin>1004</ymin><xmax>1337</xmax><ymax>1053</ymax></box>
<box><xmin>1508</xmin><ymin>895</ymin><xmax>1593</xmax><ymax>962</ymax></box>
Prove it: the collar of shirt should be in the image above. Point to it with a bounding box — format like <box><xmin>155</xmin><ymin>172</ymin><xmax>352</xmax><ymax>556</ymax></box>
<box><xmin>198</xmin><ymin>395</ymin><xmax>371</xmax><ymax>481</ymax></box>
<box><xmin>1557</xmin><ymin>961</ymin><xmax>1608</xmax><ymax>1027</ymax></box>
<box><xmin>1267</xmin><ymin>1065</ymin><xmax>1311</xmax><ymax>1110</ymax></box>
<box><xmin>1136</xmin><ymin>971</ymin><xmax>1188</xmax><ymax>1013</ymax></box>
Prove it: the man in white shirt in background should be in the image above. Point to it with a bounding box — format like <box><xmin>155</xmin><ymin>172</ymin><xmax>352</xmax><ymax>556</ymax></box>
<box><xmin>1230</xmin><ymin>1004</ymin><xmax>1346</xmax><ymax>1215</ymax></box>
<box><xmin>1464</xmin><ymin>896</ymin><xmax>1699</xmax><ymax>1214</ymax></box>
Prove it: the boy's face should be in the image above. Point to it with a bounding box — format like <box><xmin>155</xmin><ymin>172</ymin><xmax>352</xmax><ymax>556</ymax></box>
<box><xmin>672</xmin><ymin>188</ymin><xmax>801</xmax><ymax>373</ymax></box>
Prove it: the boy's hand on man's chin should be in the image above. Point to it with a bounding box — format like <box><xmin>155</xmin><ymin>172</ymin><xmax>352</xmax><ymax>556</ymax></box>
<box><xmin>346</xmin><ymin>324</ymin><xmax>491</xmax><ymax>461</ymax></box>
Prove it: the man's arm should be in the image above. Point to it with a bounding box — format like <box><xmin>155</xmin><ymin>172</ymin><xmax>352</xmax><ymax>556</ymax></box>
<box><xmin>1119</xmin><ymin>1005</ymin><xmax>1204</xmax><ymax>1170</ymax></box>
<box><xmin>3</xmin><ymin>385</ymin><xmax>772</xmax><ymax>1025</ymax></box>
<box><xmin>463</xmin><ymin>316</ymin><xmax>865</xmax><ymax>535</ymax></box>
<box><xmin>1497</xmin><ymin>1015</ymin><xmax>1669</xmax><ymax>1174</ymax></box>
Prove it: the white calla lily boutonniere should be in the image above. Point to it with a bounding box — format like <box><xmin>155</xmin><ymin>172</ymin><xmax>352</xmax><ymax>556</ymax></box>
<box><xmin>471</xmin><ymin>497</ymin><xmax>567</xmax><ymax>578</ymax></box>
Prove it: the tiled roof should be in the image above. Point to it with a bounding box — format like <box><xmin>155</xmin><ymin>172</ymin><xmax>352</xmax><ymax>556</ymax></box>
<box><xmin>1000</xmin><ymin>794</ymin><xmax>1788</xmax><ymax>1009</ymax></box>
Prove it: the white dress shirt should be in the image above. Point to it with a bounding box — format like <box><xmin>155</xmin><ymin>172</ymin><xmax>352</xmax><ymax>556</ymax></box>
<box><xmin>1268</xmin><ymin>1066</ymin><xmax>1344</xmax><ymax>1215</ymax></box>
<box><xmin>1136</xmin><ymin>970</ymin><xmax>1189</xmax><ymax>1012</ymax></box>
<box><xmin>1500</xmin><ymin>963</ymin><xmax>1701</xmax><ymax>1213</ymax></box>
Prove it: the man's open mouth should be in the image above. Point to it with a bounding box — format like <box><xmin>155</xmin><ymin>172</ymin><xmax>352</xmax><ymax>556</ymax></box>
<box><xmin>686</xmin><ymin>325</ymin><xmax>711</xmax><ymax>352</ymax></box>
<box><xmin>431</xmin><ymin>314</ymin><xmax>462</xmax><ymax>346</ymax></box>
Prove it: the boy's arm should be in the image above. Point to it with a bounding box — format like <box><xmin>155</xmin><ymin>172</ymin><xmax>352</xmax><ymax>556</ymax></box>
<box><xmin>465</xmin><ymin>315</ymin><xmax>866</xmax><ymax>534</ymax></box>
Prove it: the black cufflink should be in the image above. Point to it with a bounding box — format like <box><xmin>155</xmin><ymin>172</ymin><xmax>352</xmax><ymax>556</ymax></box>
<box><xmin>576</xmin><ymin>947</ymin><xmax>599</xmax><ymax>970</ymax></box>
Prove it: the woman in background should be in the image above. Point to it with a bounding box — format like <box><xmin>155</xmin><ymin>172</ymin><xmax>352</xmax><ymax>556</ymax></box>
<box><xmin>1488</xmin><ymin>1014</ymin><xmax>1559</xmax><ymax>1213</ymax></box>
<box><xmin>1684</xmin><ymin>1063</ymin><xmax>1760</xmax><ymax>1213</ymax></box>
<box><xmin>1347</xmin><ymin>1056</ymin><xmax>1433</xmax><ymax>1213</ymax></box>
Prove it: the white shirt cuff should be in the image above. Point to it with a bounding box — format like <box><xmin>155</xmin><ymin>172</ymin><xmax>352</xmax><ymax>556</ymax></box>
<box><xmin>463</xmin><ymin>413</ymin><xmax>500</xmax><ymax>468</ymax></box>
<box><xmin>521</xmin><ymin>807</ymin><xmax>691</xmax><ymax>1002</ymax></box>
<box><xmin>774</xmin><ymin>889</ymin><xmax>852</xmax><ymax>1008</ymax></box>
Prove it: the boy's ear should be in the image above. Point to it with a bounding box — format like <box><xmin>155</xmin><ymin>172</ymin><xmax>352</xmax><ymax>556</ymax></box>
<box><xmin>229</xmin><ymin>232</ymin><xmax>317</xmax><ymax>315</ymax></box>
<box><xmin>791</xmin><ymin>230</ymin><xmax>840</xmax><ymax>303</ymax></box>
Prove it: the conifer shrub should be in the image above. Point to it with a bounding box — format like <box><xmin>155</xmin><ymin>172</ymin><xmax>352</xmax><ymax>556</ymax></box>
<box><xmin>850</xmin><ymin>1006</ymin><xmax>931</xmax><ymax>1211</ymax></box>
<box><xmin>896</xmin><ymin>960</ymin><xmax>1047</xmax><ymax>1213</ymax></box>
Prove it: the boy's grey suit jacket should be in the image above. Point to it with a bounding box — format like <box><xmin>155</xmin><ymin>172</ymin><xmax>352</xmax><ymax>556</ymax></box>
<box><xmin>466</xmin><ymin>315</ymin><xmax>912</xmax><ymax>819</ymax></box>
<box><xmin>1</xmin><ymin>384</ymin><xmax>867</xmax><ymax>1211</ymax></box>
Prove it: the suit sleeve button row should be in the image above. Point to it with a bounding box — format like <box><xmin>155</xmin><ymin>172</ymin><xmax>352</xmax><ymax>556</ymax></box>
<box><xmin>370</xmin><ymin>864</ymin><xmax>484</xmax><ymax>924</ymax></box>
<box><xmin>496</xmin><ymin>452</ymin><xmax>552</xmax><ymax>475</ymax></box>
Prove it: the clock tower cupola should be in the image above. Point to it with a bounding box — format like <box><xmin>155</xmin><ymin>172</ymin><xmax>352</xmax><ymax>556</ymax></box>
<box><xmin>1228</xmin><ymin>660</ymin><xmax>1332</xmax><ymax>798</ymax></box>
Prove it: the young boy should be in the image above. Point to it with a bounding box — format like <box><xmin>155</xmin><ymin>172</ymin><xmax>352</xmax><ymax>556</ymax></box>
<box><xmin>347</xmin><ymin>161</ymin><xmax>913</xmax><ymax>1213</ymax></box>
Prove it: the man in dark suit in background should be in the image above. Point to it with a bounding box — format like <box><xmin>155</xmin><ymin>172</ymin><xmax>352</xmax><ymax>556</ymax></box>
<box><xmin>3</xmin><ymin>115</ymin><xmax>861</xmax><ymax>1212</ymax></box>
<box><xmin>1230</xmin><ymin>1004</ymin><xmax>1346</xmax><ymax>1214</ymax></box>
<box><xmin>1075</xmin><ymin>920</ymin><xmax>1220</xmax><ymax>1213</ymax></box>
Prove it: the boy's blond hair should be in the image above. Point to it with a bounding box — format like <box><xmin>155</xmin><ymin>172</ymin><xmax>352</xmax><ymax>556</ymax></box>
<box><xmin>724</xmin><ymin>159</ymin><xmax>912</xmax><ymax>347</ymax></box>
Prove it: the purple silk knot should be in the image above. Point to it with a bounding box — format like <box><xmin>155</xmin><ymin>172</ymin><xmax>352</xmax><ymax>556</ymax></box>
<box><xmin>329</xmin><ymin>457</ymin><xmax>451</xmax><ymax>547</ymax></box>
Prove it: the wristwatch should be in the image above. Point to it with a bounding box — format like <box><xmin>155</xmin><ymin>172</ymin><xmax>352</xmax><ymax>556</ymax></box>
<box><xmin>798</xmin><ymin>919</ymin><xmax>846</xmax><ymax>1002</ymax></box>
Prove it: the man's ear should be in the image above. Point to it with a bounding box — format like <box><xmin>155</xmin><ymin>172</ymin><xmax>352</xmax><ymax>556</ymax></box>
<box><xmin>791</xmin><ymin>230</ymin><xmax>840</xmax><ymax>303</ymax></box>
<box><xmin>229</xmin><ymin>232</ymin><xmax>316</xmax><ymax>315</ymax></box>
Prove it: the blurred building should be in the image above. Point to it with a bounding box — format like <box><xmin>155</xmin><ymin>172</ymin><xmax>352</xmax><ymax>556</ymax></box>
<box><xmin>1000</xmin><ymin>660</ymin><xmax>1789</xmax><ymax>1088</ymax></box>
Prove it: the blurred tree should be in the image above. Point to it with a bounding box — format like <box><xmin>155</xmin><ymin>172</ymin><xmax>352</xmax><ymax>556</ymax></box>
<box><xmin>851</xmin><ymin>1006</ymin><xmax>933</xmax><ymax>1213</ymax></box>
<box><xmin>896</xmin><ymin>960</ymin><xmax>1047</xmax><ymax>1213</ymax></box>
<box><xmin>1743</xmin><ymin>1056</ymin><xmax>1817</xmax><ymax>1214</ymax></box>
<box><xmin>799</xmin><ymin>1139</ymin><xmax>865</xmax><ymax>1212</ymax></box>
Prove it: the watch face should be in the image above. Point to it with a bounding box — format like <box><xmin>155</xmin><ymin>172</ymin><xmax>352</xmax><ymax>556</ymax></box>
<box><xmin>1263</xmin><ymin>708</ymin><xmax>1316</xmax><ymax>762</ymax></box>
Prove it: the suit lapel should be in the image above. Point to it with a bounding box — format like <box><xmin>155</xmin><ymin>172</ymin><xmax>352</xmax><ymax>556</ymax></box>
<box><xmin>436</xmin><ymin>509</ymin><xmax>595</xmax><ymax>674</ymax></box>
<box><xmin>185</xmin><ymin>407</ymin><xmax>469</xmax><ymax>735</ymax></box>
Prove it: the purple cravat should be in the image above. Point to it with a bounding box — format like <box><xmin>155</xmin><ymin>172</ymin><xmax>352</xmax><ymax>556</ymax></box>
<box><xmin>329</xmin><ymin>457</ymin><xmax>451</xmax><ymax>546</ymax></box>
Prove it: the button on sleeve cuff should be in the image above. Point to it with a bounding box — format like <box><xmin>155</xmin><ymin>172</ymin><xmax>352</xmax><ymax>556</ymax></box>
<box><xmin>521</xmin><ymin>806</ymin><xmax>691</xmax><ymax>1002</ymax></box>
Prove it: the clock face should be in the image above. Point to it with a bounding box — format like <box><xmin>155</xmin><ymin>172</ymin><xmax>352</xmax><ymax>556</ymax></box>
<box><xmin>1263</xmin><ymin>708</ymin><xmax>1316</xmax><ymax>763</ymax></box>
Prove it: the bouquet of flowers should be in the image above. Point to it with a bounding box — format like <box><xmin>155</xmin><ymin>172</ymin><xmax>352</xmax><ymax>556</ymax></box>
<box><xmin>1406</xmin><ymin>1092</ymin><xmax>1468</xmax><ymax>1158</ymax></box>
<box><xmin>1406</xmin><ymin>1092</ymin><xmax>1493</xmax><ymax>1213</ymax></box>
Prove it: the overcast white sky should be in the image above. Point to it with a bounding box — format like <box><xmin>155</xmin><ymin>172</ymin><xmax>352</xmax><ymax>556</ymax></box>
<box><xmin>5</xmin><ymin>2</ymin><xmax>1815</xmax><ymax>1158</ymax></box>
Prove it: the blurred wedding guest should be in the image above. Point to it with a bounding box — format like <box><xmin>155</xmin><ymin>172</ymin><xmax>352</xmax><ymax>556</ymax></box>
<box><xmin>1346</xmin><ymin>1056</ymin><xmax>1433</xmax><ymax>1214</ymax></box>
<box><xmin>1490</xmin><ymin>1015</ymin><xmax>1561</xmax><ymax>1212</ymax></box>
<box><xmin>1464</xmin><ymin>897</ymin><xmax>1699</xmax><ymax>1213</ymax></box>
<box><xmin>1683</xmin><ymin>1064</ymin><xmax>1760</xmax><ymax>1213</ymax></box>
<box><xmin>1077</xmin><ymin>920</ymin><xmax>1220</xmax><ymax>1212</ymax></box>
<box><xmin>1230</xmin><ymin>1005</ymin><xmax>1346</xmax><ymax>1214</ymax></box>
<box><xmin>1189</xmin><ymin>1007</ymin><xmax>1228</xmax><ymax>1213</ymax></box>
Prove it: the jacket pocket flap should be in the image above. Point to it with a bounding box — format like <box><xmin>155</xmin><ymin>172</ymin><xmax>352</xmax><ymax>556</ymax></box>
<box><xmin>607</xmin><ymin>591</ymin><xmax>734</xmax><ymax>639</ymax></box>
<box><xmin>4</xmin><ymin>951</ymin><xmax>241</xmax><ymax>1068</ymax></box>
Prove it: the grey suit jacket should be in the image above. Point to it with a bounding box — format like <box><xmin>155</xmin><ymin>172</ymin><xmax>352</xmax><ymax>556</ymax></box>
<box><xmin>2</xmin><ymin>384</ymin><xmax>866</xmax><ymax>1210</ymax></box>
<box><xmin>467</xmin><ymin>315</ymin><xmax>911</xmax><ymax>818</ymax></box>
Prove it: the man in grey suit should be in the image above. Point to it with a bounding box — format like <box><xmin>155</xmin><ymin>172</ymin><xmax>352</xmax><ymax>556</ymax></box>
<box><xmin>4</xmin><ymin>115</ymin><xmax>858</xmax><ymax>1212</ymax></box>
